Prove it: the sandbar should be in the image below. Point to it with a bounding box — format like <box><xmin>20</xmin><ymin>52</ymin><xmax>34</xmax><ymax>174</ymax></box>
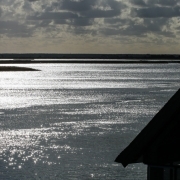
<box><xmin>0</xmin><ymin>66</ymin><xmax>39</xmax><ymax>71</ymax></box>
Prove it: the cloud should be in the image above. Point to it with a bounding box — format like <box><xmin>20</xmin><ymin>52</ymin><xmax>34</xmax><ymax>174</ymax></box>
<box><xmin>131</xmin><ymin>0</ymin><xmax>178</xmax><ymax>7</ymax></box>
<box><xmin>26</xmin><ymin>0</ymin><xmax>122</xmax><ymax>35</ymax></box>
<box><xmin>80</xmin><ymin>8</ymin><xmax>120</xmax><ymax>18</ymax></box>
<box><xmin>27</xmin><ymin>0</ymin><xmax>39</xmax><ymax>2</ymax></box>
<box><xmin>61</xmin><ymin>0</ymin><xmax>96</xmax><ymax>12</ymax></box>
<box><xmin>0</xmin><ymin>7</ymin><xmax>2</xmax><ymax>17</ymax></box>
<box><xmin>0</xmin><ymin>21</ymin><xmax>33</xmax><ymax>37</ymax></box>
<box><xmin>132</xmin><ymin>6</ymin><xmax>180</xmax><ymax>18</ymax></box>
<box><xmin>28</xmin><ymin>0</ymin><xmax>122</xmax><ymax>20</ymax></box>
<box><xmin>28</xmin><ymin>12</ymin><xmax>79</xmax><ymax>20</ymax></box>
<box><xmin>131</xmin><ymin>0</ymin><xmax>147</xmax><ymax>7</ymax></box>
<box><xmin>0</xmin><ymin>0</ymin><xmax>180</xmax><ymax>49</ymax></box>
<box><xmin>70</xmin><ymin>18</ymin><xmax>94</xmax><ymax>27</ymax></box>
<box><xmin>103</xmin><ymin>14</ymin><xmax>176</xmax><ymax>39</ymax></box>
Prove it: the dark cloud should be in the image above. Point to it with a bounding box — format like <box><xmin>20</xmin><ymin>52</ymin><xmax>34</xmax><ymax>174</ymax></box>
<box><xmin>54</xmin><ymin>18</ymin><xmax>93</xmax><ymax>26</ymax></box>
<box><xmin>132</xmin><ymin>6</ymin><xmax>180</xmax><ymax>18</ymax></box>
<box><xmin>61</xmin><ymin>0</ymin><xmax>96</xmax><ymax>12</ymax></box>
<box><xmin>131</xmin><ymin>0</ymin><xmax>147</xmax><ymax>7</ymax></box>
<box><xmin>28</xmin><ymin>12</ymin><xmax>79</xmax><ymax>20</ymax></box>
<box><xmin>60</xmin><ymin>0</ymin><xmax>122</xmax><ymax>13</ymax></box>
<box><xmin>27</xmin><ymin>0</ymin><xmax>39</xmax><ymax>2</ymax></box>
<box><xmin>80</xmin><ymin>8</ymin><xmax>120</xmax><ymax>18</ymax></box>
<box><xmin>71</xmin><ymin>26</ymin><xmax>97</xmax><ymax>36</ymax></box>
<box><xmin>54</xmin><ymin>19</ymin><xmax>67</xmax><ymax>25</ymax></box>
<box><xmin>131</xmin><ymin>0</ymin><xmax>178</xmax><ymax>7</ymax></box>
<box><xmin>0</xmin><ymin>7</ymin><xmax>2</xmax><ymax>17</ymax></box>
<box><xmin>155</xmin><ymin>0</ymin><xmax>178</xmax><ymax>6</ymax></box>
<box><xmin>27</xmin><ymin>0</ymin><xmax>122</xmax><ymax>33</ymax></box>
<box><xmin>103</xmin><ymin>18</ymin><xmax>174</xmax><ymax>37</ymax></box>
<box><xmin>104</xmin><ymin>18</ymin><xmax>129</xmax><ymax>25</ymax></box>
<box><xmin>29</xmin><ymin>0</ymin><xmax>121</xmax><ymax>21</ymax></box>
<box><xmin>70</xmin><ymin>18</ymin><xmax>94</xmax><ymax>27</ymax></box>
<box><xmin>0</xmin><ymin>21</ymin><xmax>33</xmax><ymax>37</ymax></box>
<box><xmin>36</xmin><ymin>20</ymin><xmax>53</xmax><ymax>27</ymax></box>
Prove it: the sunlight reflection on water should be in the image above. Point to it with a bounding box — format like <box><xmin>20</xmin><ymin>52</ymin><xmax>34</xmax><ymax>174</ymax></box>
<box><xmin>0</xmin><ymin>63</ymin><xmax>179</xmax><ymax>179</ymax></box>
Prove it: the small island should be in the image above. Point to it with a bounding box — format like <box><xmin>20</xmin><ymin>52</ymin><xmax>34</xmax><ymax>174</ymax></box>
<box><xmin>0</xmin><ymin>66</ymin><xmax>39</xmax><ymax>71</ymax></box>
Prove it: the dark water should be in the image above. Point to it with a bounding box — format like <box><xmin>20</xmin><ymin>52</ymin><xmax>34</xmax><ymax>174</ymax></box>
<box><xmin>0</xmin><ymin>63</ymin><xmax>179</xmax><ymax>179</ymax></box>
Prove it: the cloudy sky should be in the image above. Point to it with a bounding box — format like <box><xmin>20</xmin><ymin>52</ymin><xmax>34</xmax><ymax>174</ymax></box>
<box><xmin>1</xmin><ymin>0</ymin><xmax>180</xmax><ymax>53</ymax></box>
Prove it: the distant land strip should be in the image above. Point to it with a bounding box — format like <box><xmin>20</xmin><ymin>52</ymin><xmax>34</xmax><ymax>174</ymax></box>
<box><xmin>0</xmin><ymin>66</ymin><xmax>39</xmax><ymax>71</ymax></box>
<box><xmin>1</xmin><ymin>60</ymin><xmax>180</xmax><ymax>64</ymax></box>
<box><xmin>0</xmin><ymin>54</ymin><xmax>180</xmax><ymax>63</ymax></box>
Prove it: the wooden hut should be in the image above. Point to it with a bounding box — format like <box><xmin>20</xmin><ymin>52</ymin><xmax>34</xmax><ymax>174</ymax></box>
<box><xmin>115</xmin><ymin>89</ymin><xmax>180</xmax><ymax>180</ymax></box>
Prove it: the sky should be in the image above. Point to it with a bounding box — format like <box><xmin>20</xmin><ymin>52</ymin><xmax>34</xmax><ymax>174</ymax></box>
<box><xmin>0</xmin><ymin>0</ymin><xmax>180</xmax><ymax>54</ymax></box>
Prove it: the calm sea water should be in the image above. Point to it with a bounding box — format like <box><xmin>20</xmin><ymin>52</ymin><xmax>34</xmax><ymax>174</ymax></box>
<box><xmin>0</xmin><ymin>63</ymin><xmax>180</xmax><ymax>180</ymax></box>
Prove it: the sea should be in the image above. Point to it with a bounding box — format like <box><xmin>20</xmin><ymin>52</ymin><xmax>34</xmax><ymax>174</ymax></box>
<box><xmin>0</xmin><ymin>62</ymin><xmax>179</xmax><ymax>180</ymax></box>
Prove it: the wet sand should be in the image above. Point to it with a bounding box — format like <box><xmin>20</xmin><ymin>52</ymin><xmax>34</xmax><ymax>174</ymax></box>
<box><xmin>0</xmin><ymin>66</ymin><xmax>39</xmax><ymax>71</ymax></box>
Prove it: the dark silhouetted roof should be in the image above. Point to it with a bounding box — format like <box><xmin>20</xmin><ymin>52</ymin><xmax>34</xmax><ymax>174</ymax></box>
<box><xmin>115</xmin><ymin>89</ymin><xmax>180</xmax><ymax>167</ymax></box>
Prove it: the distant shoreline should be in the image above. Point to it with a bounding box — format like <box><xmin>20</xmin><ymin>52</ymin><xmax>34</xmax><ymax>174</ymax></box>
<box><xmin>0</xmin><ymin>60</ymin><xmax>179</xmax><ymax>64</ymax></box>
<box><xmin>0</xmin><ymin>54</ymin><xmax>180</xmax><ymax>63</ymax></box>
<box><xmin>0</xmin><ymin>53</ymin><xmax>180</xmax><ymax>60</ymax></box>
<box><xmin>0</xmin><ymin>66</ymin><xmax>39</xmax><ymax>71</ymax></box>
